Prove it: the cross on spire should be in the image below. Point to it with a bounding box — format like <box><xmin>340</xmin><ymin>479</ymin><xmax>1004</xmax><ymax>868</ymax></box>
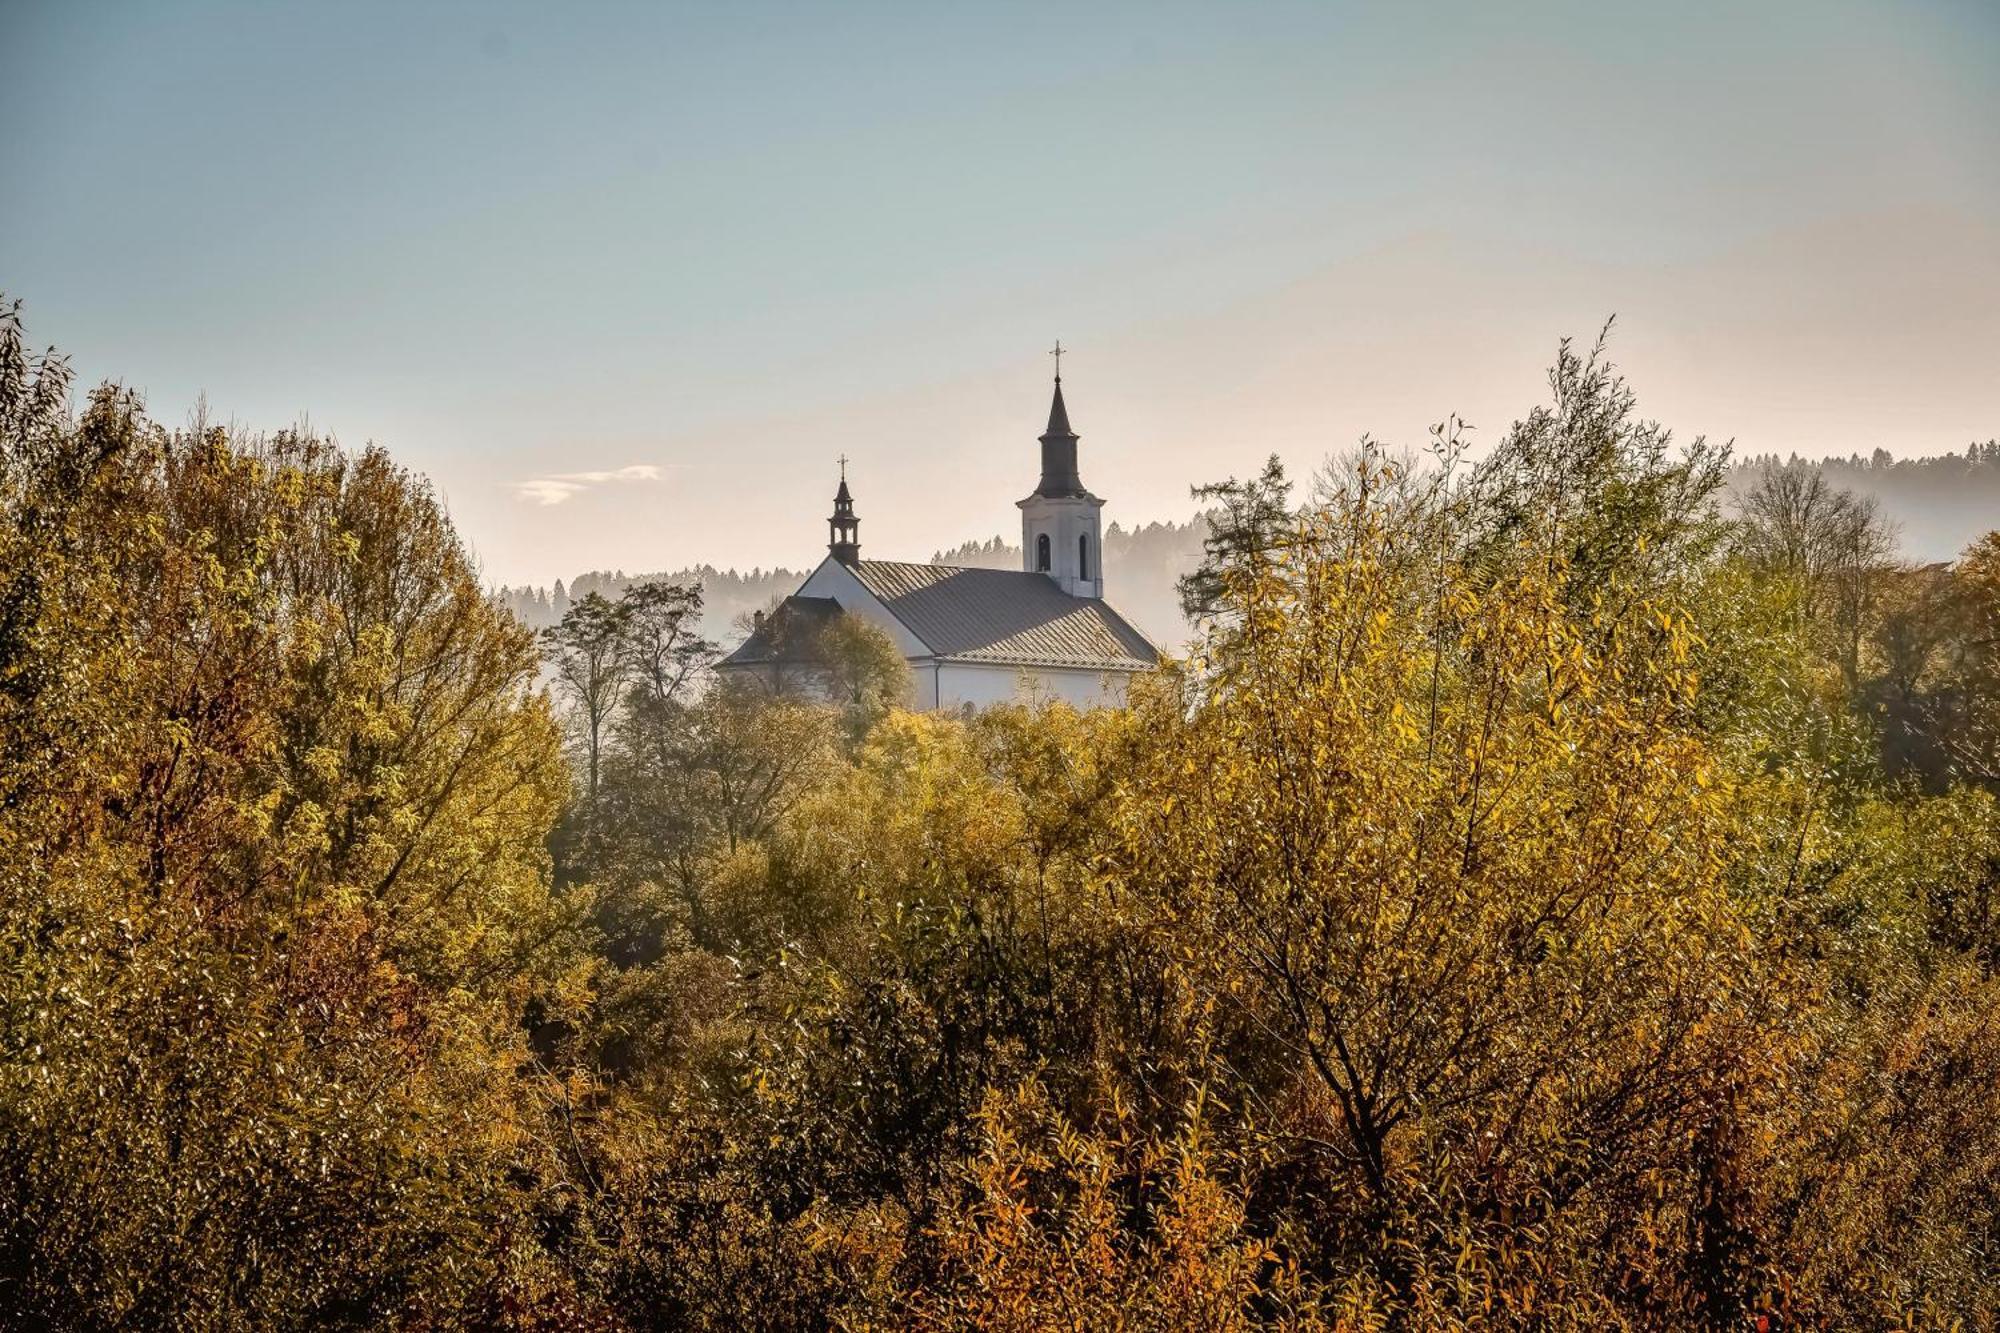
<box><xmin>838</xmin><ymin>453</ymin><xmax>848</xmax><ymax>481</ymax></box>
<box><xmin>1049</xmin><ymin>339</ymin><xmax>1065</xmax><ymax>382</ymax></box>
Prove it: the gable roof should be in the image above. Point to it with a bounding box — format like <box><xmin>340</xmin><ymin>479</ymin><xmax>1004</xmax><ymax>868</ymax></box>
<box><xmin>848</xmin><ymin>560</ymin><xmax>1158</xmax><ymax>671</ymax></box>
<box><xmin>717</xmin><ymin>595</ymin><xmax>842</xmax><ymax>667</ymax></box>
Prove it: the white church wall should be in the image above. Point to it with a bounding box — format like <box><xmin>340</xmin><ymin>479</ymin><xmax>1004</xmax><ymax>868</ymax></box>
<box><xmin>934</xmin><ymin>661</ymin><xmax>1135</xmax><ymax>712</ymax></box>
<box><xmin>717</xmin><ymin>655</ymin><xmax>1137</xmax><ymax>714</ymax></box>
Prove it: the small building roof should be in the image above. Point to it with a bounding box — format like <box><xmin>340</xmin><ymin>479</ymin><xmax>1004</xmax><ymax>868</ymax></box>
<box><xmin>717</xmin><ymin>595</ymin><xmax>844</xmax><ymax>667</ymax></box>
<box><xmin>847</xmin><ymin>560</ymin><xmax>1157</xmax><ymax>671</ymax></box>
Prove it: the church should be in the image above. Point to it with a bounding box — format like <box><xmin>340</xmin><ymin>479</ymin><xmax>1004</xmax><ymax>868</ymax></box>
<box><xmin>716</xmin><ymin>361</ymin><xmax>1161</xmax><ymax>710</ymax></box>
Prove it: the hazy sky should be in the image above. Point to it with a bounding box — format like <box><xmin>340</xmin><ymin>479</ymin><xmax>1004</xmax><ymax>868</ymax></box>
<box><xmin>5</xmin><ymin>1</ymin><xmax>1997</xmax><ymax>587</ymax></box>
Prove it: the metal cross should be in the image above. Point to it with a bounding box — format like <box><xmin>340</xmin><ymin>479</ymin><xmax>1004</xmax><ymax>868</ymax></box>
<box><xmin>837</xmin><ymin>453</ymin><xmax>848</xmax><ymax>480</ymax></box>
<box><xmin>1049</xmin><ymin>339</ymin><xmax>1065</xmax><ymax>381</ymax></box>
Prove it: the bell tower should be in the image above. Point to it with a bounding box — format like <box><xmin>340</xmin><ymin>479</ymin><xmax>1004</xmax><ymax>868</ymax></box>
<box><xmin>1018</xmin><ymin>342</ymin><xmax>1104</xmax><ymax>599</ymax></box>
<box><xmin>828</xmin><ymin>457</ymin><xmax>860</xmax><ymax>566</ymax></box>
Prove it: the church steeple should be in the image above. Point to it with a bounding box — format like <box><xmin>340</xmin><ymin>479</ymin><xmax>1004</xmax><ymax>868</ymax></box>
<box><xmin>827</xmin><ymin>457</ymin><xmax>860</xmax><ymax>566</ymax></box>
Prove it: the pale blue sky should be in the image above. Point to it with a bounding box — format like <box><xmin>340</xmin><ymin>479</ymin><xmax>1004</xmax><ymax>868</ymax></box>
<box><xmin>5</xmin><ymin>1</ymin><xmax>1997</xmax><ymax>585</ymax></box>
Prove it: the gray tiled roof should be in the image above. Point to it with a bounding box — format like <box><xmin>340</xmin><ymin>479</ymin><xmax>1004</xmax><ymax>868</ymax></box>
<box><xmin>849</xmin><ymin>560</ymin><xmax>1158</xmax><ymax>671</ymax></box>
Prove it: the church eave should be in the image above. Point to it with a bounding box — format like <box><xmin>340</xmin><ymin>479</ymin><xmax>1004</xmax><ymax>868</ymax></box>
<box><xmin>936</xmin><ymin>651</ymin><xmax>1154</xmax><ymax>672</ymax></box>
<box><xmin>1017</xmin><ymin>487</ymin><xmax>1101</xmax><ymax>506</ymax></box>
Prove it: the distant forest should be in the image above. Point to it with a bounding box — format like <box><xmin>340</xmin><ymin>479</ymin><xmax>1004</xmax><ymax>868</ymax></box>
<box><xmin>498</xmin><ymin>442</ymin><xmax>2000</xmax><ymax>650</ymax></box>
<box><xmin>1728</xmin><ymin>442</ymin><xmax>2000</xmax><ymax>562</ymax></box>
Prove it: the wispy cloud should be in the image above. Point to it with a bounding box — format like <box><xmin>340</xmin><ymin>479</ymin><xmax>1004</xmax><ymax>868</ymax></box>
<box><xmin>511</xmin><ymin>463</ymin><xmax>664</xmax><ymax>506</ymax></box>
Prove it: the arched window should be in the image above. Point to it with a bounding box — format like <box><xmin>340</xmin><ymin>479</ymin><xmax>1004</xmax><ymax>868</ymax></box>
<box><xmin>1036</xmin><ymin>533</ymin><xmax>1050</xmax><ymax>572</ymax></box>
<box><xmin>1078</xmin><ymin>534</ymin><xmax>1089</xmax><ymax>581</ymax></box>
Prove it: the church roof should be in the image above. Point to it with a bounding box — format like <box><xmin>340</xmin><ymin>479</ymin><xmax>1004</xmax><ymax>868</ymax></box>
<box><xmin>848</xmin><ymin>560</ymin><xmax>1157</xmax><ymax>671</ymax></box>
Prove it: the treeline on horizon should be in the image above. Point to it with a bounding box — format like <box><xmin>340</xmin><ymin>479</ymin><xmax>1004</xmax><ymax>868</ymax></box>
<box><xmin>496</xmin><ymin>442</ymin><xmax>2000</xmax><ymax>652</ymax></box>
<box><xmin>8</xmin><ymin>294</ymin><xmax>2000</xmax><ymax>1329</ymax></box>
<box><xmin>493</xmin><ymin>516</ymin><xmax>1207</xmax><ymax>649</ymax></box>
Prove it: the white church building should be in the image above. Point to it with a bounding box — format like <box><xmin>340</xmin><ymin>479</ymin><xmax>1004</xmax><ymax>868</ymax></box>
<box><xmin>716</xmin><ymin>364</ymin><xmax>1160</xmax><ymax>710</ymax></box>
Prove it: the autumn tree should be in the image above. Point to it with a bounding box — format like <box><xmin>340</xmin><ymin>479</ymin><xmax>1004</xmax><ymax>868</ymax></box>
<box><xmin>543</xmin><ymin>590</ymin><xmax>631</xmax><ymax>831</ymax></box>
<box><xmin>811</xmin><ymin>612</ymin><xmax>910</xmax><ymax>742</ymax></box>
<box><xmin>1178</xmin><ymin>453</ymin><xmax>1294</xmax><ymax>625</ymax></box>
<box><xmin>0</xmin><ymin>300</ymin><xmax>588</xmax><ymax>1326</ymax></box>
<box><xmin>1737</xmin><ymin>458</ymin><xmax>1898</xmax><ymax>690</ymax></box>
<box><xmin>619</xmin><ymin>578</ymin><xmax>712</xmax><ymax>712</ymax></box>
<box><xmin>1935</xmin><ymin>533</ymin><xmax>2000</xmax><ymax>787</ymax></box>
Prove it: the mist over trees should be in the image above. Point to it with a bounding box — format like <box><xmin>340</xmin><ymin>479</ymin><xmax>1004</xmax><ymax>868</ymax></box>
<box><xmin>498</xmin><ymin>565</ymin><xmax>811</xmax><ymax>650</ymax></box>
<box><xmin>498</xmin><ymin>446</ymin><xmax>2000</xmax><ymax>661</ymax></box>
<box><xmin>495</xmin><ymin>517</ymin><xmax>1207</xmax><ymax>652</ymax></box>
<box><xmin>8</xmin><ymin>295</ymin><xmax>2000</xmax><ymax>1327</ymax></box>
<box><xmin>1730</xmin><ymin>442</ymin><xmax>2000</xmax><ymax>563</ymax></box>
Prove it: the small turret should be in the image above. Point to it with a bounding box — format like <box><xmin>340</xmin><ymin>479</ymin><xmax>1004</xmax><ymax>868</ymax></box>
<box><xmin>827</xmin><ymin>457</ymin><xmax>860</xmax><ymax>566</ymax></box>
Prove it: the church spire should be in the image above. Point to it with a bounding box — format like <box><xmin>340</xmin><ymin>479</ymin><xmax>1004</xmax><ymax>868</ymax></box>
<box><xmin>828</xmin><ymin>456</ymin><xmax>860</xmax><ymax>566</ymax></box>
<box><xmin>1034</xmin><ymin>342</ymin><xmax>1085</xmax><ymax>498</ymax></box>
<box><xmin>1045</xmin><ymin>378</ymin><xmax>1074</xmax><ymax>440</ymax></box>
